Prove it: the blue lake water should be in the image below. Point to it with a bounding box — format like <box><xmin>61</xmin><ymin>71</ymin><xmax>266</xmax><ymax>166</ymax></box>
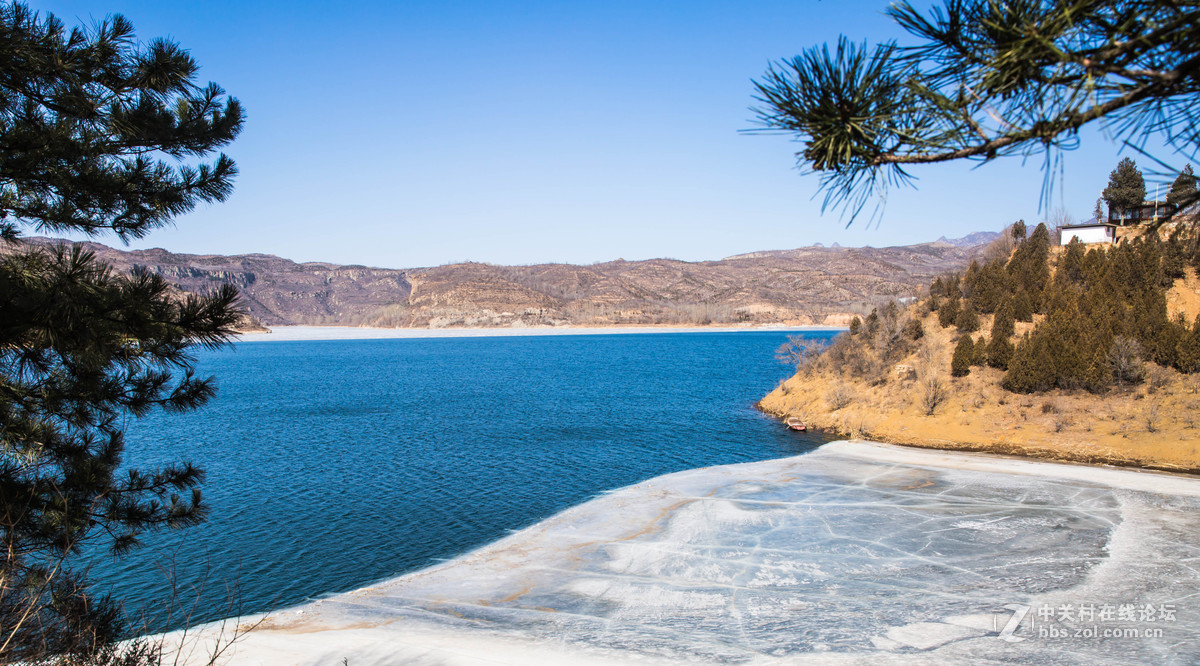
<box><xmin>90</xmin><ymin>330</ymin><xmax>838</xmax><ymax>631</ymax></box>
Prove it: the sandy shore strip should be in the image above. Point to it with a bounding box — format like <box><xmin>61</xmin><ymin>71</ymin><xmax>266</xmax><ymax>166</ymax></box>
<box><xmin>236</xmin><ymin>324</ymin><xmax>843</xmax><ymax>342</ymax></box>
<box><xmin>155</xmin><ymin>440</ymin><xmax>1200</xmax><ymax>665</ymax></box>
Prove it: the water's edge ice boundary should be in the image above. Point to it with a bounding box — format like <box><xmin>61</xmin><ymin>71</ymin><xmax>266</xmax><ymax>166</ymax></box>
<box><xmin>158</xmin><ymin>440</ymin><xmax>1200</xmax><ymax>665</ymax></box>
<box><xmin>236</xmin><ymin>324</ymin><xmax>843</xmax><ymax>342</ymax></box>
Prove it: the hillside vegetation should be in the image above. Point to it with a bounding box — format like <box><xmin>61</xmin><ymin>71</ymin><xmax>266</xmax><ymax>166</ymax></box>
<box><xmin>760</xmin><ymin>222</ymin><xmax>1200</xmax><ymax>472</ymax></box>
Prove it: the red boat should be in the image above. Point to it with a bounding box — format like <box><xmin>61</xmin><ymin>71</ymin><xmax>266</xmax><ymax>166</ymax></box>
<box><xmin>785</xmin><ymin>417</ymin><xmax>807</xmax><ymax>432</ymax></box>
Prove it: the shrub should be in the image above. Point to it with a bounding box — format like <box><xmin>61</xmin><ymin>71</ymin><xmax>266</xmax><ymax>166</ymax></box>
<box><xmin>1107</xmin><ymin>336</ymin><xmax>1146</xmax><ymax>386</ymax></box>
<box><xmin>827</xmin><ymin>384</ymin><xmax>855</xmax><ymax>410</ymax></box>
<box><xmin>921</xmin><ymin>374</ymin><xmax>947</xmax><ymax>415</ymax></box>
<box><xmin>1147</xmin><ymin>366</ymin><xmax>1171</xmax><ymax>395</ymax></box>
<box><xmin>902</xmin><ymin>317</ymin><xmax>925</xmax><ymax>341</ymax></box>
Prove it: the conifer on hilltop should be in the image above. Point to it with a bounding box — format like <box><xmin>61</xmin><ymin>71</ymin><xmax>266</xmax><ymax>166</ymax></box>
<box><xmin>0</xmin><ymin>4</ymin><xmax>244</xmax><ymax>660</ymax></box>
<box><xmin>1102</xmin><ymin>157</ymin><xmax>1147</xmax><ymax>222</ymax></box>
<box><xmin>1167</xmin><ymin>164</ymin><xmax>1197</xmax><ymax>208</ymax></box>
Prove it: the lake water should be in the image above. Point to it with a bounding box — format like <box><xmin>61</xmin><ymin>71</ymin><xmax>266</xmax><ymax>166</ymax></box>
<box><xmin>90</xmin><ymin>330</ymin><xmax>837</xmax><ymax>631</ymax></box>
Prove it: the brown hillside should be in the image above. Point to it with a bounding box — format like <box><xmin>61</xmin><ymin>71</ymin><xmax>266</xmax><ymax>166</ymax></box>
<box><xmin>6</xmin><ymin>235</ymin><xmax>998</xmax><ymax>328</ymax></box>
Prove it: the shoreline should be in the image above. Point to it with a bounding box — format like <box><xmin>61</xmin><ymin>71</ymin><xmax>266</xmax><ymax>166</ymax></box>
<box><xmin>852</xmin><ymin>433</ymin><xmax>1200</xmax><ymax>478</ymax></box>
<box><xmin>759</xmin><ymin>369</ymin><xmax>1200</xmax><ymax>476</ymax></box>
<box><xmin>236</xmin><ymin>323</ymin><xmax>845</xmax><ymax>342</ymax></box>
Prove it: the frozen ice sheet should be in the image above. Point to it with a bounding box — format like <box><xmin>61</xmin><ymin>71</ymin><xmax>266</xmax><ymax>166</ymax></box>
<box><xmin>163</xmin><ymin>441</ymin><xmax>1200</xmax><ymax>665</ymax></box>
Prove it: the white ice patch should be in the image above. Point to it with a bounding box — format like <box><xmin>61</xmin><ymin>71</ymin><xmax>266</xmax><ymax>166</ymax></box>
<box><xmin>154</xmin><ymin>441</ymin><xmax>1200</xmax><ymax>665</ymax></box>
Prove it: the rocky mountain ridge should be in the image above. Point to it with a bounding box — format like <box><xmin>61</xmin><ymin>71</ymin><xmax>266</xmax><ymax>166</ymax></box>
<box><xmin>12</xmin><ymin>233</ymin><xmax>999</xmax><ymax>328</ymax></box>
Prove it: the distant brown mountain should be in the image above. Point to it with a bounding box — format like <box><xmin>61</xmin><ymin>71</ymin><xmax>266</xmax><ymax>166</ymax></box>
<box><xmin>12</xmin><ymin>233</ymin><xmax>999</xmax><ymax>328</ymax></box>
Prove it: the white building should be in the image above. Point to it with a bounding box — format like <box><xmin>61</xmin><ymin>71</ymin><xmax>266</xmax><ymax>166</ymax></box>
<box><xmin>1059</xmin><ymin>222</ymin><xmax>1116</xmax><ymax>245</ymax></box>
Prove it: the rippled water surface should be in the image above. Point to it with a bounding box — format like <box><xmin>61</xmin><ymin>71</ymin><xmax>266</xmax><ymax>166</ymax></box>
<box><xmin>90</xmin><ymin>330</ymin><xmax>837</xmax><ymax>629</ymax></box>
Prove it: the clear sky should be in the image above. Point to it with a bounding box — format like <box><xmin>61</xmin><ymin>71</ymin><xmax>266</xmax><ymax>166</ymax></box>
<box><xmin>29</xmin><ymin>0</ymin><xmax>1182</xmax><ymax>268</ymax></box>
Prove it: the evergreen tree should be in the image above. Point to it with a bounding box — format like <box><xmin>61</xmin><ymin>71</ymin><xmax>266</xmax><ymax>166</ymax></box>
<box><xmin>1102</xmin><ymin>157</ymin><xmax>1146</xmax><ymax>223</ymax></box>
<box><xmin>987</xmin><ymin>335</ymin><xmax>1015</xmax><ymax>371</ymax></box>
<box><xmin>974</xmin><ymin>260</ymin><xmax>1010</xmax><ymax>314</ymax></box>
<box><xmin>1167</xmin><ymin>164</ymin><xmax>1197</xmax><ymax>208</ymax></box>
<box><xmin>955</xmin><ymin>306</ymin><xmax>980</xmax><ymax>333</ymax></box>
<box><xmin>951</xmin><ymin>335</ymin><xmax>973</xmax><ymax>377</ymax></box>
<box><xmin>1164</xmin><ymin>230</ymin><xmax>1188</xmax><ymax>281</ymax></box>
<box><xmin>962</xmin><ymin>259</ymin><xmax>1009</xmax><ymax>313</ymax></box>
<box><xmin>0</xmin><ymin>4</ymin><xmax>244</xmax><ymax>660</ymax></box>
<box><xmin>1011</xmin><ymin>220</ymin><xmax>1027</xmax><ymax>241</ymax></box>
<box><xmin>1004</xmin><ymin>333</ymin><xmax>1056</xmax><ymax>392</ymax></box>
<box><xmin>1178</xmin><ymin>316</ymin><xmax>1200</xmax><ymax>374</ymax></box>
<box><xmin>971</xmin><ymin>336</ymin><xmax>988</xmax><ymax>366</ymax></box>
<box><xmin>987</xmin><ymin>305</ymin><xmax>1016</xmax><ymax>370</ymax></box>
<box><xmin>848</xmin><ymin>316</ymin><xmax>862</xmax><ymax>336</ymax></box>
<box><xmin>930</xmin><ymin>276</ymin><xmax>946</xmax><ymax>298</ymax></box>
<box><xmin>1007</xmin><ymin>223</ymin><xmax>1052</xmax><ymax>313</ymax></box>
<box><xmin>961</xmin><ymin>260</ymin><xmax>979</xmax><ymax>298</ymax></box>
<box><xmin>1012</xmin><ymin>289</ymin><xmax>1034</xmax><ymax>322</ymax></box>
<box><xmin>937</xmin><ymin>294</ymin><xmax>961</xmax><ymax>328</ymax></box>
<box><xmin>1055</xmin><ymin>238</ymin><xmax>1087</xmax><ymax>287</ymax></box>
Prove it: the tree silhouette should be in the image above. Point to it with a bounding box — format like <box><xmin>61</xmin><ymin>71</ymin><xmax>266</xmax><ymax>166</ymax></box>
<box><xmin>0</xmin><ymin>4</ymin><xmax>244</xmax><ymax>659</ymax></box>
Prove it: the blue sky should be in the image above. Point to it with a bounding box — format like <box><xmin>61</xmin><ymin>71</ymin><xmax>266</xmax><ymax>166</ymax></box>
<box><xmin>31</xmin><ymin>0</ymin><xmax>1181</xmax><ymax>268</ymax></box>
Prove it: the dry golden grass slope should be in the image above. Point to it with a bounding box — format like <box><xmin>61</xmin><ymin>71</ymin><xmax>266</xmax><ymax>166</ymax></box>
<box><xmin>760</xmin><ymin>306</ymin><xmax>1200</xmax><ymax>474</ymax></box>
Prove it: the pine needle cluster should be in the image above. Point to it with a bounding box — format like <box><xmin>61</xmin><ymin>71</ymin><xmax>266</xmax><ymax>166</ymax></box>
<box><xmin>752</xmin><ymin>0</ymin><xmax>1200</xmax><ymax>221</ymax></box>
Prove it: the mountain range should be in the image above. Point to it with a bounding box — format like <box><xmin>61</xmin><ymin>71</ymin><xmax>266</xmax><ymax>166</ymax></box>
<box><xmin>13</xmin><ymin>233</ymin><xmax>1000</xmax><ymax>329</ymax></box>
